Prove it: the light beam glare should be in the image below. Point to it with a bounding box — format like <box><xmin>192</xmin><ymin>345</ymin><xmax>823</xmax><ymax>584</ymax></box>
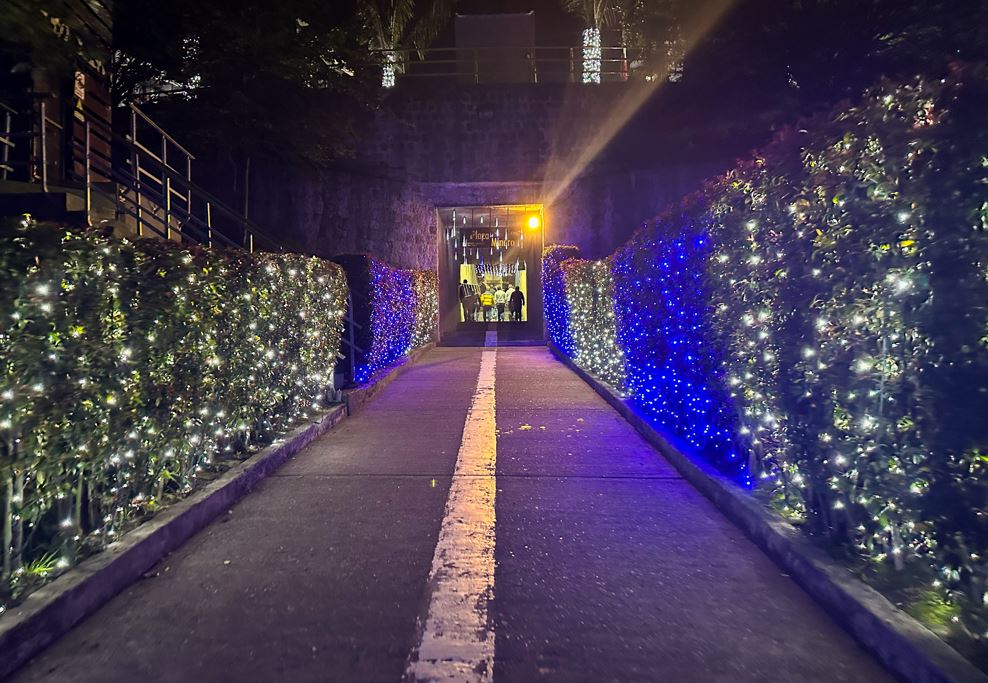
<box><xmin>541</xmin><ymin>0</ymin><xmax>738</xmax><ymax>207</ymax></box>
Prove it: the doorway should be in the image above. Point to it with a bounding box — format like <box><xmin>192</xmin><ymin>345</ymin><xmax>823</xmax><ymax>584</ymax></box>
<box><xmin>437</xmin><ymin>204</ymin><xmax>545</xmax><ymax>346</ymax></box>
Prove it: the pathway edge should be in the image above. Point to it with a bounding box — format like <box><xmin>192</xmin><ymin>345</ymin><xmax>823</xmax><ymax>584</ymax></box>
<box><xmin>548</xmin><ymin>342</ymin><xmax>988</xmax><ymax>683</ymax></box>
<box><xmin>0</xmin><ymin>343</ymin><xmax>435</xmax><ymax>680</ymax></box>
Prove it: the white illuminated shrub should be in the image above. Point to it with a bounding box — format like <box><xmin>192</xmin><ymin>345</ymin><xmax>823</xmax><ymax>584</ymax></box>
<box><xmin>0</xmin><ymin>220</ymin><xmax>347</xmax><ymax>606</ymax></box>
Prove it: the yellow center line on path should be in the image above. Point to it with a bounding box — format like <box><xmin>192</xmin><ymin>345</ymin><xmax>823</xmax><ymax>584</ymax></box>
<box><xmin>406</xmin><ymin>347</ymin><xmax>498</xmax><ymax>682</ymax></box>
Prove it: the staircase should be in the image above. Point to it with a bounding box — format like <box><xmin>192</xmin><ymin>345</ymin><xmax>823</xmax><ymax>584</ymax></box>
<box><xmin>0</xmin><ymin>95</ymin><xmax>282</xmax><ymax>252</ymax></box>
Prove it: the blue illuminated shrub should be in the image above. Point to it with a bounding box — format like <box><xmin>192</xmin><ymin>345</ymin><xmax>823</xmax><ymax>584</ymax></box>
<box><xmin>542</xmin><ymin>245</ymin><xmax>581</xmax><ymax>355</ymax></box>
<box><xmin>333</xmin><ymin>254</ymin><xmax>437</xmax><ymax>384</ymax></box>
<box><xmin>362</xmin><ymin>257</ymin><xmax>415</xmax><ymax>382</ymax></box>
<box><xmin>610</xmin><ymin>201</ymin><xmax>741</xmax><ymax>480</ymax></box>
<box><xmin>545</xmin><ymin>67</ymin><xmax>988</xmax><ymax>620</ymax></box>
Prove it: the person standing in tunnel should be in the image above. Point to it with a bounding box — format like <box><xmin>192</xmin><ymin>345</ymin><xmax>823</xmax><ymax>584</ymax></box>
<box><xmin>494</xmin><ymin>284</ymin><xmax>508</xmax><ymax>322</ymax></box>
<box><xmin>458</xmin><ymin>279</ymin><xmax>472</xmax><ymax>322</ymax></box>
<box><xmin>509</xmin><ymin>285</ymin><xmax>525</xmax><ymax>321</ymax></box>
<box><xmin>506</xmin><ymin>283</ymin><xmax>517</xmax><ymax>320</ymax></box>
<box><xmin>479</xmin><ymin>288</ymin><xmax>495</xmax><ymax>322</ymax></box>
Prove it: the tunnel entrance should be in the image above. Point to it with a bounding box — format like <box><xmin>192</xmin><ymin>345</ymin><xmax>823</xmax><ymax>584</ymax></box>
<box><xmin>437</xmin><ymin>204</ymin><xmax>545</xmax><ymax>346</ymax></box>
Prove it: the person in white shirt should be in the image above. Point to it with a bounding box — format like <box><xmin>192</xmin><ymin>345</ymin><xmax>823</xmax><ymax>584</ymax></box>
<box><xmin>494</xmin><ymin>285</ymin><xmax>508</xmax><ymax>321</ymax></box>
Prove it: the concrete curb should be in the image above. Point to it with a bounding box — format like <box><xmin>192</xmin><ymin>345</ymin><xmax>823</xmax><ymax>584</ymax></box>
<box><xmin>0</xmin><ymin>344</ymin><xmax>435</xmax><ymax>680</ymax></box>
<box><xmin>548</xmin><ymin>342</ymin><xmax>988</xmax><ymax>683</ymax></box>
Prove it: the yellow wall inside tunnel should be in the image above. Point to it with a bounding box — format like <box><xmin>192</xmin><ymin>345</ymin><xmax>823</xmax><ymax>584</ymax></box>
<box><xmin>457</xmin><ymin>263</ymin><xmax>529</xmax><ymax>323</ymax></box>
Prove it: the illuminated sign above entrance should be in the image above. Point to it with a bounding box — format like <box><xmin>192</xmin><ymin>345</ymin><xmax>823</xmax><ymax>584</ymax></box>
<box><xmin>461</xmin><ymin>229</ymin><xmax>520</xmax><ymax>250</ymax></box>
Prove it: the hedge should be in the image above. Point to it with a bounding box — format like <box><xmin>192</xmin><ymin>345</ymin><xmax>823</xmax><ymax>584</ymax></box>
<box><xmin>0</xmin><ymin>219</ymin><xmax>348</xmax><ymax>609</ymax></box>
<box><xmin>541</xmin><ymin>245</ymin><xmax>582</xmax><ymax>358</ymax></box>
<box><xmin>412</xmin><ymin>269</ymin><xmax>439</xmax><ymax>349</ymax></box>
<box><xmin>544</xmin><ymin>66</ymin><xmax>988</xmax><ymax>629</ymax></box>
<box><xmin>332</xmin><ymin>254</ymin><xmax>438</xmax><ymax>384</ymax></box>
<box><xmin>561</xmin><ymin>258</ymin><xmax>625</xmax><ymax>390</ymax></box>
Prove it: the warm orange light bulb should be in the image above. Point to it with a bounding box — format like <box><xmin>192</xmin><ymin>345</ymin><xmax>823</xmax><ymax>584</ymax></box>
<box><xmin>527</xmin><ymin>215</ymin><xmax>541</xmax><ymax>230</ymax></box>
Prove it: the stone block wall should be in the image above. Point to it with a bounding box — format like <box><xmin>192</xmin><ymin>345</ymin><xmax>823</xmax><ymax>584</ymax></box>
<box><xmin>247</xmin><ymin>164</ymin><xmax>437</xmax><ymax>269</ymax></box>
<box><xmin>244</xmin><ymin>81</ymin><xmax>772</xmax><ymax>267</ymax></box>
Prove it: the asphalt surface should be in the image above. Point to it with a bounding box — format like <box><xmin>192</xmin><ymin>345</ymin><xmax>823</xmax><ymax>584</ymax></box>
<box><xmin>11</xmin><ymin>347</ymin><xmax>894</xmax><ymax>682</ymax></box>
<box><xmin>442</xmin><ymin>322</ymin><xmax>545</xmax><ymax>347</ymax></box>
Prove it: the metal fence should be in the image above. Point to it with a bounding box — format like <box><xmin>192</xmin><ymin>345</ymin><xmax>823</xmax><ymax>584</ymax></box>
<box><xmin>0</xmin><ymin>94</ymin><xmax>282</xmax><ymax>252</ymax></box>
<box><xmin>373</xmin><ymin>45</ymin><xmax>645</xmax><ymax>86</ymax></box>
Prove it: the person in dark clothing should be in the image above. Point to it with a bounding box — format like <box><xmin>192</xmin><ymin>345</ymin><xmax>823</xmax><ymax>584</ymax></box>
<box><xmin>509</xmin><ymin>286</ymin><xmax>525</xmax><ymax>321</ymax></box>
<box><xmin>458</xmin><ymin>279</ymin><xmax>476</xmax><ymax>322</ymax></box>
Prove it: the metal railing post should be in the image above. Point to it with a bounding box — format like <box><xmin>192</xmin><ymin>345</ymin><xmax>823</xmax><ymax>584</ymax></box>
<box><xmin>84</xmin><ymin>120</ymin><xmax>92</xmax><ymax>226</ymax></box>
<box><xmin>347</xmin><ymin>293</ymin><xmax>356</xmax><ymax>382</ymax></box>
<box><xmin>186</xmin><ymin>155</ymin><xmax>192</xmax><ymax>217</ymax></box>
<box><xmin>39</xmin><ymin>100</ymin><xmax>48</xmax><ymax>192</ymax></box>
<box><xmin>131</xmin><ymin>108</ymin><xmax>143</xmax><ymax>236</ymax></box>
<box><xmin>570</xmin><ymin>47</ymin><xmax>576</xmax><ymax>83</ymax></box>
<box><xmin>164</xmin><ymin>175</ymin><xmax>172</xmax><ymax>240</ymax></box>
<box><xmin>163</xmin><ymin>135</ymin><xmax>171</xmax><ymax>238</ymax></box>
<box><xmin>1</xmin><ymin>108</ymin><xmax>10</xmax><ymax>181</ymax></box>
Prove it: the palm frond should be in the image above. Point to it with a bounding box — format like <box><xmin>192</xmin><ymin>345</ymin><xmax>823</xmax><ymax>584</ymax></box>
<box><xmin>559</xmin><ymin>0</ymin><xmax>593</xmax><ymax>24</ymax></box>
<box><xmin>560</xmin><ymin>0</ymin><xmax>626</xmax><ymax>28</ymax></box>
<box><xmin>388</xmin><ymin>0</ymin><xmax>418</xmax><ymax>49</ymax></box>
<box><xmin>407</xmin><ymin>0</ymin><xmax>457</xmax><ymax>56</ymax></box>
<box><xmin>360</xmin><ymin>0</ymin><xmax>417</xmax><ymax>50</ymax></box>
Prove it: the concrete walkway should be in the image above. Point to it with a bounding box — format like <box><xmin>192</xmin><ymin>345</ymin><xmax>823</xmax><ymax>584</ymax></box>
<box><xmin>11</xmin><ymin>347</ymin><xmax>893</xmax><ymax>682</ymax></box>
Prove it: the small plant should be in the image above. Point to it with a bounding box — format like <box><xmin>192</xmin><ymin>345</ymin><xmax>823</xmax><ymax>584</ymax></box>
<box><xmin>23</xmin><ymin>552</ymin><xmax>59</xmax><ymax>579</ymax></box>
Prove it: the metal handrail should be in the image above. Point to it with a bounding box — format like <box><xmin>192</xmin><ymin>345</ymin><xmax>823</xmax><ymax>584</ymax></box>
<box><xmin>369</xmin><ymin>45</ymin><xmax>643</xmax><ymax>54</ymax></box>
<box><xmin>2</xmin><ymin>93</ymin><xmax>284</xmax><ymax>253</ymax></box>
<box><xmin>338</xmin><ymin>292</ymin><xmax>365</xmax><ymax>386</ymax></box>
<box><xmin>378</xmin><ymin>57</ymin><xmax>633</xmax><ymax>67</ymax></box>
<box><xmin>129</xmin><ymin>104</ymin><xmax>196</xmax><ymax>160</ymax></box>
<box><xmin>108</xmin><ymin>155</ymin><xmax>281</xmax><ymax>251</ymax></box>
<box><xmin>369</xmin><ymin>44</ymin><xmax>642</xmax><ymax>85</ymax></box>
<box><xmin>116</xmin><ymin>103</ymin><xmax>282</xmax><ymax>251</ymax></box>
<box><xmin>0</xmin><ymin>101</ymin><xmax>14</xmax><ymax>179</ymax></box>
<box><xmin>38</xmin><ymin>99</ymin><xmax>66</xmax><ymax>192</ymax></box>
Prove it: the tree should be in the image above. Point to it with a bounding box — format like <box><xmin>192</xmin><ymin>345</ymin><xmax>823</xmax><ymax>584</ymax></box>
<box><xmin>110</xmin><ymin>0</ymin><xmax>384</xmax><ymax>247</ymax></box>
<box><xmin>357</xmin><ymin>0</ymin><xmax>458</xmax><ymax>86</ymax></box>
<box><xmin>560</xmin><ymin>0</ymin><xmax>625</xmax><ymax>83</ymax></box>
<box><xmin>560</xmin><ymin>0</ymin><xmax>987</xmax><ymax>96</ymax></box>
<box><xmin>678</xmin><ymin>0</ymin><xmax>988</xmax><ymax>111</ymax></box>
<box><xmin>559</xmin><ymin>0</ymin><xmax>626</xmax><ymax>30</ymax></box>
<box><xmin>112</xmin><ymin>0</ymin><xmax>374</xmax><ymax>163</ymax></box>
<box><xmin>561</xmin><ymin>0</ymin><xmax>689</xmax><ymax>82</ymax></box>
<box><xmin>0</xmin><ymin>1</ymin><xmax>94</xmax><ymax>77</ymax></box>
